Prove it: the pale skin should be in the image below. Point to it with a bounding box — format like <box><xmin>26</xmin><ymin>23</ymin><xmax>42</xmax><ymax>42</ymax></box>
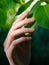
<box><xmin>3</xmin><ymin>11</ymin><xmax>35</xmax><ymax>65</ymax></box>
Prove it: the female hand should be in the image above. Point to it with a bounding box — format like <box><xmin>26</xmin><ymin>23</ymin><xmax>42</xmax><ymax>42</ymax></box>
<box><xmin>3</xmin><ymin>11</ymin><xmax>35</xmax><ymax>65</ymax></box>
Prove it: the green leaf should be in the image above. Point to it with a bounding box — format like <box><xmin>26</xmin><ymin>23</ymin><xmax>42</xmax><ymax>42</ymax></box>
<box><xmin>13</xmin><ymin>0</ymin><xmax>25</xmax><ymax>4</ymax></box>
<box><xmin>35</xmin><ymin>4</ymin><xmax>49</xmax><ymax>29</ymax></box>
<box><xmin>29</xmin><ymin>1</ymin><xmax>41</xmax><ymax>18</ymax></box>
<box><xmin>13</xmin><ymin>0</ymin><xmax>20</xmax><ymax>3</ymax></box>
<box><xmin>0</xmin><ymin>8</ymin><xmax>7</xmax><ymax>27</ymax></box>
<box><xmin>0</xmin><ymin>0</ymin><xmax>16</xmax><ymax>28</ymax></box>
<box><xmin>0</xmin><ymin>2</ymin><xmax>4</xmax><ymax>9</ymax></box>
<box><xmin>16</xmin><ymin>0</ymin><xmax>33</xmax><ymax>15</ymax></box>
<box><xmin>25</xmin><ymin>1</ymin><xmax>41</xmax><ymax>28</ymax></box>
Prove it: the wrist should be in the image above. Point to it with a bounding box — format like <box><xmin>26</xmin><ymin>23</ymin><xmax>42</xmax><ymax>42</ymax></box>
<box><xmin>8</xmin><ymin>58</ymin><xmax>16</xmax><ymax>65</ymax></box>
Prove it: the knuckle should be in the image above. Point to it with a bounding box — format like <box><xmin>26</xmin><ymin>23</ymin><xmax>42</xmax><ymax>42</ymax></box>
<box><xmin>11</xmin><ymin>40</ymin><xmax>16</xmax><ymax>47</ymax></box>
<box><xmin>11</xmin><ymin>33</ymin><xmax>13</xmax><ymax>36</ymax></box>
<box><xmin>11</xmin><ymin>42</ymin><xmax>17</xmax><ymax>48</ymax></box>
<box><xmin>10</xmin><ymin>32</ymin><xmax>14</xmax><ymax>38</ymax></box>
<box><xmin>12</xmin><ymin>40</ymin><xmax>15</xmax><ymax>45</ymax></box>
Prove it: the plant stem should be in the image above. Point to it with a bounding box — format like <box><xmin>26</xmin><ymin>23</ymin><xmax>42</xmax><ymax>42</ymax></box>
<box><xmin>26</xmin><ymin>0</ymin><xmax>39</xmax><ymax>12</ymax></box>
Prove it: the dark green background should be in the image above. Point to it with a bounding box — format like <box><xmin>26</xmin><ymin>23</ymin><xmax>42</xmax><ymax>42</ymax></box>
<box><xmin>0</xmin><ymin>24</ymin><xmax>49</xmax><ymax>65</ymax></box>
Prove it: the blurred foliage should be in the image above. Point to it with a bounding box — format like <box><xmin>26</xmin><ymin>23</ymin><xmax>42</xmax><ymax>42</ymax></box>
<box><xmin>40</xmin><ymin>0</ymin><xmax>49</xmax><ymax>3</ymax></box>
<box><xmin>0</xmin><ymin>0</ymin><xmax>25</xmax><ymax>29</ymax></box>
<box><xmin>0</xmin><ymin>0</ymin><xmax>49</xmax><ymax>29</ymax></box>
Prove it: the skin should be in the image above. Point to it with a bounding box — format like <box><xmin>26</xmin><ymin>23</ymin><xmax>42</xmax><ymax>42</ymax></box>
<box><xmin>3</xmin><ymin>11</ymin><xmax>35</xmax><ymax>65</ymax></box>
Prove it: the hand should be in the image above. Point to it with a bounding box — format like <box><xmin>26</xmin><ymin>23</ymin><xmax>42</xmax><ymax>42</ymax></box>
<box><xmin>3</xmin><ymin>11</ymin><xmax>35</xmax><ymax>65</ymax></box>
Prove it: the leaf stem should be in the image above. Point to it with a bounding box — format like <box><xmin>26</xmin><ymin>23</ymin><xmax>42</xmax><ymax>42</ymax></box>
<box><xmin>17</xmin><ymin>0</ymin><xmax>39</xmax><ymax>18</ymax></box>
<box><xmin>26</xmin><ymin>0</ymin><xmax>39</xmax><ymax>12</ymax></box>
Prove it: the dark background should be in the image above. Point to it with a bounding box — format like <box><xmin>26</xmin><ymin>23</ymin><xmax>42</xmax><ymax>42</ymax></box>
<box><xmin>0</xmin><ymin>24</ymin><xmax>49</xmax><ymax>65</ymax></box>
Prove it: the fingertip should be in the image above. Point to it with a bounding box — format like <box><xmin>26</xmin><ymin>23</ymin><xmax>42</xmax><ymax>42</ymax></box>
<box><xmin>32</xmin><ymin>18</ymin><xmax>35</xmax><ymax>21</ymax></box>
<box><xmin>28</xmin><ymin>18</ymin><xmax>35</xmax><ymax>23</ymax></box>
<box><xmin>24</xmin><ymin>10</ymin><xmax>29</xmax><ymax>17</ymax></box>
<box><xmin>17</xmin><ymin>11</ymin><xmax>29</xmax><ymax>21</ymax></box>
<box><xmin>26</xmin><ymin>10</ymin><xmax>29</xmax><ymax>14</ymax></box>
<box><xmin>31</xmin><ymin>28</ymin><xmax>35</xmax><ymax>32</ymax></box>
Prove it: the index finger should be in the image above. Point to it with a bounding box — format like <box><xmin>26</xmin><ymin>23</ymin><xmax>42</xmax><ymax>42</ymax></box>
<box><xmin>17</xmin><ymin>11</ymin><xmax>29</xmax><ymax>20</ymax></box>
<box><xmin>13</xmin><ymin>11</ymin><xmax>29</xmax><ymax>25</ymax></box>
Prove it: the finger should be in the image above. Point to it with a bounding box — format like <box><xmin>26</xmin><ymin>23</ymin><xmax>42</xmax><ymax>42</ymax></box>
<box><xmin>11</xmin><ymin>18</ymin><xmax>35</xmax><ymax>31</ymax></box>
<box><xmin>9</xmin><ymin>37</ymin><xmax>32</xmax><ymax>52</ymax></box>
<box><xmin>12</xmin><ymin>11</ymin><xmax>29</xmax><ymax>25</ymax></box>
<box><xmin>17</xmin><ymin>11</ymin><xmax>29</xmax><ymax>21</ymax></box>
<box><xmin>11</xmin><ymin>28</ymin><xmax>34</xmax><ymax>38</ymax></box>
<box><xmin>5</xmin><ymin>28</ymin><xmax>34</xmax><ymax>49</ymax></box>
